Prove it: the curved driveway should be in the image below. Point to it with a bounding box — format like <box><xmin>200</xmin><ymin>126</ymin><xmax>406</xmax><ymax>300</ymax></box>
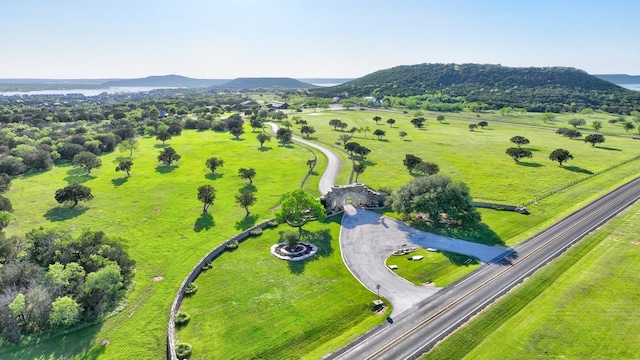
<box><xmin>267</xmin><ymin>122</ymin><xmax>341</xmax><ymax>195</ymax></box>
<box><xmin>268</xmin><ymin>121</ymin><xmax>511</xmax><ymax>316</ymax></box>
<box><xmin>340</xmin><ymin>206</ymin><xmax>511</xmax><ymax>316</ymax></box>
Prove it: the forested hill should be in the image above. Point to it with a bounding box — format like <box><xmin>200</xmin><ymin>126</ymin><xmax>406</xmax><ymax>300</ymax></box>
<box><xmin>313</xmin><ymin>63</ymin><xmax>640</xmax><ymax>113</ymax></box>
<box><xmin>214</xmin><ymin>77</ymin><xmax>316</xmax><ymax>90</ymax></box>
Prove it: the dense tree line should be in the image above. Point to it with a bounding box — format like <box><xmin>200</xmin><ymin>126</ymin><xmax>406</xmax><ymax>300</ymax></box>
<box><xmin>0</xmin><ymin>228</ymin><xmax>134</xmax><ymax>343</ymax></box>
<box><xmin>0</xmin><ymin>92</ymin><xmax>254</xmax><ymax>177</ymax></box>
<box><xmin>309</xmin><ymin>63</ymin><xmax>640</xmax><ymax>114</ymax></box>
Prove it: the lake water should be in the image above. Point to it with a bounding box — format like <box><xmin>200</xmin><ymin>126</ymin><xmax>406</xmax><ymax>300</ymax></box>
<box><xmin>620</xmin><ymin>84</ymin><xmax>640</xmax><ymax>91</ymax></box>
<box><xmin>0</xmin><ymin>86</ymin><xmax>181</xmax><ymax>97</ymax></box>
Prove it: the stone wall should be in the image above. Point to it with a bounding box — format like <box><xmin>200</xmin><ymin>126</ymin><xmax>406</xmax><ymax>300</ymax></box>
<box><xmin>166</xmin><ymin>219</ymin><xmax>274</xmax><ymax>360</ymax></box>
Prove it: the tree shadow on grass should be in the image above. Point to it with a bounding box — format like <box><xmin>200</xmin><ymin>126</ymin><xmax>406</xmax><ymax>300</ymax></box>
<box><xmin>258</xmin><ymin>146</ymin><xmax>272</xmax><ymax>152</ymax></box>
<box><xmin>516</xmin><ymin>161</ymin><xmax>544</xmax><ymax>168</ymax></box>
<box><xmin>230</xmin><ymin>137</ymin><xmax>246</xmax><ymax>141</ymax></box>
<box><xmin>44</xmin><ymin>206</ymin><xmax>88</xmax><ymax>221</ymax></box>
<box><xmin>235</xmin><ymin>214</ymin><xmax>258</xmax><ymax>230</ymax></box>
<box><xmin>377</xmin><ymin>139</ymin><xmax>390</xmax><ymax>142</ymax></box>
<box><xmin>156</xmin><ymin>165</ymin><xmax>178</xmax><ymax>174</ymax></box>
<box><xmin>194</xmin><ymin>213</ymin><xmax>215</xmax><ymax>232</ymax></box>
<box><xmin>594</xmin><ymin>146</ymin><xmax>622</xmax><ymax>151</ymax></box>
<box><xmin>154</xmin><ymin>143</ymin><xmax>169</xmax><ymax>148</ymax></box>
<box><xmin>205</xmin><ymin>173</ymin><xmax>223</xmax><ymax>180</ymax></box>
<box><xmin>6</xmin><ymin>323</ymin><xmax>105</xmax><ymax>360</ymax></box>
<box><xmin>522</xmin><ymin>147</ymin><xmax>539</xmax><ymax>152</ymax></box>
<box><xmin>241</xmin><ymin>184</ymin><xmax>257</xmax><ymax>193</ymax></box>
<box><xmin>286</xmin><ymin>224</ymin><xmax>335</xmax><ymax>275</ymax></box>
<box><xmin>563</xmin><ymin>165</ymin><xmax>593</xmax><ymax>174</ymax></box>
<box><xmin>113</xmin><ymin>156</ymin><xmax>132</xmax><ymax>163</ymax></box>
<box><xmin>111</xmin><ymin>177</ymin><xmax>128</xmax><ymax>187</ymax></box>
<box><xmin>64</xmin><ymin>168</ymin><xmax>94</xmax><ymax>184</ymax></box>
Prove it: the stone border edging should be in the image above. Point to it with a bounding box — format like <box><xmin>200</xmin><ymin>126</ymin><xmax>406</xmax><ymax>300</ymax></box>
<box><xmin>166</xmin><ymin>219</ymin><xmax>274</xmax><ymax>360</ymax></box>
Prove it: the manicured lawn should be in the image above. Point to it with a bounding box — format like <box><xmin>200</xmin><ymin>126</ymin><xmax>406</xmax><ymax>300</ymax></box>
<box><xmin>294</xmin><ymin>109</ymin><xmax>640</xmax><ymax>203</ymax></box>
<box><xmin>0</xmin><ymin>127</ymin><xmax>326</xmax><ymax>359</ymax></box>
<box><xmin>3</xmin><ymin>107</ymin><xmax>640</xmax><ymax>359</ymax></box>
<box><xmin>386</xmin><ymin>248</ymin><xmax>480</xmax><ymax>287</ymax></box>
<box><xmin>177</xmin><ymin>217</ymin><xmax>386</xmax><ymax>359</ymax></box>
<box><xmin>423</xmin><ymin>203</ymin><xmax>640</xmax><ymax>360</ymax></box>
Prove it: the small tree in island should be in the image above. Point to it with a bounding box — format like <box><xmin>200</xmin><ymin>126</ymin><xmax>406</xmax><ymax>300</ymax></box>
<box><xmin>55</xmin><ymin>184</ymin><xmax>93</xmax><ymax>208</ymax></box>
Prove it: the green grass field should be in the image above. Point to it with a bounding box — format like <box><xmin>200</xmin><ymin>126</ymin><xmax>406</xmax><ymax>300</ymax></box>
<box><xmin>295</xmin><ymin>109</ymin><xmax>640</xmax><ymax>203</ymax></box>
<box><xmin>177</xmin><ymin>217</ymin><xmax>386</xmax><ymax>359</ymax></box>
<box><xmin>386</xmin><ymin>248</ymin><xmax>480</xmax><ymax>287</ymax></box>
<box><xmin>2</xmin><ymin>106</ymin><xmax>640</xmax><ymax>359</ymax></box>
<box><xmin>0</xmin><ymin>127</ymin><xmax>330</xmax><ymax>359</ymax></box>
<box><xmin>423</xmin><ymin>202</ymin><xmax>640</xmax><ymax>360</ymax></box>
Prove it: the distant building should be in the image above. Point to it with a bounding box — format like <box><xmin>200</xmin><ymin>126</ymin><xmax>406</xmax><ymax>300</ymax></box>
<box><xmin>267</xmin><ymin>101</ymin><xmax>289</xmax><ymax>110</ymax></box>
<box><xmin>330</xmin><ymin>96</ymin><xmax>341</xmax><ymax>104</ymax></box>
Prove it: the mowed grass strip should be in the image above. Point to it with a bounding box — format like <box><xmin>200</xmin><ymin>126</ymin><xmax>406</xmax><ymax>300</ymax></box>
<box><xmin>386</xmin><ymin>248</ymin><xmax>480</xmax><ymax>287</ymax></box>
<box><xmin>177</xmin><ymin>217</ymin><xmax>386</xmax><ymax>359</ymax></box>
<box><xmin>1</xmin><ymin>127</ymin><xmax>325</xmax><ymax>358</ymax></box>
<box><xmin>422</xmin><ymin>203</ymin><xmax>640</xmax><ymax>360</ymax></box>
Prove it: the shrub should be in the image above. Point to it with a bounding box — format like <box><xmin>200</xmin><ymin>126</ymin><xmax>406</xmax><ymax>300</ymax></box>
<box><xmin>175</xmin><ymin>311</ymin><xmax>190</xmax><ymax>326</ymax></box>
<box><xmin>249</xmin><ymin>228</ymin><xmax>263</xmax><ymax>237</ymax></box>
<box><xmin>267</xmin><ymin>219</ymin><xmax>279</xmax><ymax>228</ymax></box>
<box><xmin>226</xmin><ymin>239</ymin><xmax>239</xmax><ymax>250</ymax></box>
<box><xmin>175</xmin><ymin>342</ymin><xmax>193</xmax><ymax>359</ymax></box>
<box><xmin>184</xmin><ymin>283</ymin><xmax>198</xmax><ymax>296</ymax></box>
<box><xmin>202</xmin><ymin>261</ymin><xmax>212</xmax><ymax>270</ymax></box>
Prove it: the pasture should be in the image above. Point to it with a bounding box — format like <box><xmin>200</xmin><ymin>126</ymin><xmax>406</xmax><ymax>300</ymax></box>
<box><xmin>423</xmin><ymin>202</ymin><xmax>640</xmax><ymax>359</ymax></box>
<box><xmin>2</xmin><ymin>107</ymin><xmax>640</xmax><ymax>359</ymax></box>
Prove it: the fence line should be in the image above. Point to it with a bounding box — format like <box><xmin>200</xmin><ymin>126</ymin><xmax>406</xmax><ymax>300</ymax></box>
<box><xmin>525</xmin><ymin>154</ymin><xmax>640</xmax><ymax>206</ymax></box>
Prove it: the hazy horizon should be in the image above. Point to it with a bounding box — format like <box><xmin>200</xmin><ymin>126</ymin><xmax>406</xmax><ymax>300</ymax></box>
<box><xmin>2</xmin><ymin>0</ymin><xmax>639</xmax><ymax>79</ymax></box>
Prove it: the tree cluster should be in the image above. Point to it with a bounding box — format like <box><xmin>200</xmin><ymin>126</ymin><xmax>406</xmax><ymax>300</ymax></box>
<box><xmin>386</xmin><ymin>175</ymin><xmax>480</xmax><ymax>227</ymax></box>
<box><xmin>0</xmin><ymin>228</ymin><xmax>134</xmax><ymax>343</ymax></box>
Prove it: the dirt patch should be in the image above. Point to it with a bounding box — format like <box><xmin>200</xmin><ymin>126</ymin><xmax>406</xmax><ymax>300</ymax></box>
<box><xmin>153</xmin><ymin>276</ymin><xmax>164</xmax><ymax>282</ymax></box>
<box><xmin>631</xmin><ymin>241</ymin><xmax>640</xmax><ymax>245</ymax></box>
<box><xmin>101</xmin><ymin>339</ymin><xmax>110</xmax><ymax>346</ymax></box>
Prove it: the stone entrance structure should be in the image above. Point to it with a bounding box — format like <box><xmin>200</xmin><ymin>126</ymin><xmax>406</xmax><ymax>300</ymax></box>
<box><xmin>320</xmin><ymin>184</ymin><xmax>386</xmax><ymax>213</ymax></box>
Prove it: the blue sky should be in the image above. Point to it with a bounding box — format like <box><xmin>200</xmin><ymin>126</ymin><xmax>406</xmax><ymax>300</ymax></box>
<box><xmin>1</xmin><ymin>0</ymin><xmax>638</xmax><ymax>79</ymax></box>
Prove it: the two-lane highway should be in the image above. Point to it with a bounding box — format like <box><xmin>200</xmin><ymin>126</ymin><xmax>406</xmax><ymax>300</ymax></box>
<box><xmin>328</xmin><ymin>176</ymin><xmax>640</xmax><ymax>359</ymax></box>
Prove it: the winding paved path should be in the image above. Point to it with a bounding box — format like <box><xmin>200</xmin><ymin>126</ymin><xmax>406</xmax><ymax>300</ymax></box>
<box><xmin>266</xmin><ymin>122</ymin><xmax>341</xmax><ymax>195</ymax></box>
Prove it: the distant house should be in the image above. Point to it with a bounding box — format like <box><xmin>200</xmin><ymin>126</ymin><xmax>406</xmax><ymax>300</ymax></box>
<box><xmin>267</xmin><ymin>101</ymin><xmax>289</xmax><ymax>110</ymax></box>
<box><xmin>330</xmin><ymin>96</ymin><xmax>341</xmax><ymax>104</ymax></box>
<box><xmin>240</xmin><ymin>100</ymin><xmax>256</xmax><ymax>108</ymax></box>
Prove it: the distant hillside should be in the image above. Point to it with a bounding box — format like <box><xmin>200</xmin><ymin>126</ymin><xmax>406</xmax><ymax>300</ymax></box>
<box><xmin>215</xmin><ymin>77</ymin><xmax>316</xmax><ymax>90</ymax></box>
<box><xmin>102</xmin><ymin>75</ymin><xmax>228</xmax><ymax>87</ymax></box>
<box><xmin>594</xmin><ymin>74</ymin><xmax>640</xmax><ymax>84</ymax></box>
<box><xmin>311</xmin><ymin>63</ymin><xmax>640</xmax><ymax>113</ymax></box>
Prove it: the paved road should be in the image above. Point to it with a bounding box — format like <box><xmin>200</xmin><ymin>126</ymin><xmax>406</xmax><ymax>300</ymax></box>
<box><xmin>328</xmin><ymin>177</ymin><xmax>640</xmax><ymax>359</ymax></box>
<box><xmin>340</xmin><ymin>206</ymin><xmax>511</xmax><ymax>316</ymax></box>
<box><xmin>267</xmin><ymin>122</ymin><xmax>341</xmax><ymax>195</ymax></box>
